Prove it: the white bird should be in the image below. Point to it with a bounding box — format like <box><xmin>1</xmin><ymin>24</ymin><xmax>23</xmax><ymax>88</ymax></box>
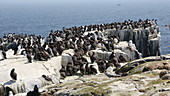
<box><xmin>45</xmin><ymin>44</ymin><xmax>49</xmax><ymax>50</ymax></box>
<box><xmin>9</xmin><ymin>91</ymin><xmax>13</xmax><ymax>96</ymax></box>
<box><xmin>30</xmin><ymin>36</ymin><xmax>33</xmax><ymax>46</ymax></box>
<box><xmin>17</xmin><ymin>44</ymin><xmax>22</xmax><ymax>54</ymax></box>
<box><xmin>0</xmin><ymin>50</ymin><xmax>3</xmax><ymax>59</ymax></box>
<box><xmin>113</xmin><ymin>38</ymin><xmax>119</xmax><ymax>45</ymax></box>
<box><xmin>128</xmin><ymin>40</ymin><xmax>136</xmax><ymax>49</ymax></box>
<box><xmin>40</xmin><ymin>37</ymin><xmax>45</xmax><ymax>46</ymax></box>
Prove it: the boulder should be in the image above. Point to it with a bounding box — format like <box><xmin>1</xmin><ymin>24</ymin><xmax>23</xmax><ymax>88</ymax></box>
<box><xmin>143</xmin><ymin>63</ymin><xmax>164</xmax><ymax>71</ymax></box>
<box><xmin>61</xmin><ymin>54</ymin><xmax>73</xmax><ymax>67</ymax></box>
<box><xmin>161</xmin><ymin>74</ymin><xmax>170</xmax><ymax>80</ymax></box>
<box><xmin>164</xmin><ymin>64</ymin><xmax>170</xmax><ymax>70</ymax></box>
<box><xmin>159</xmin><ymin>70</ymin><xmax>169</xmax><ymax>78</ymax></box>
<box><xmin>89</xmin><ymin>41</ymin><xmax>142</xmax><ymax>62</ymax></box>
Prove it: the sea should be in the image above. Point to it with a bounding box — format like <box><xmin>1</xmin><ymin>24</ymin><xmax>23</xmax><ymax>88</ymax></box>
<box><xmin>0</xmin><ymin>0</ymin><xmax>170</xmax><ymax>55</ymax></box>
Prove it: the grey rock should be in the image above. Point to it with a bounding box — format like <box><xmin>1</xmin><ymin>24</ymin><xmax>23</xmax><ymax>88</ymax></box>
<box><xmin>105</xmin><ymin>26</ymin><xmax>160</xmax><ymax>57</ymax></box>
<box><xmin>0</xmin><ymin>84</ymin><xmax>5</xmax><ymax>96</ymax></box>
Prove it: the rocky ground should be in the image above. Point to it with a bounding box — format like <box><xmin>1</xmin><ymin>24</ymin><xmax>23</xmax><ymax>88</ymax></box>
<box><xmin>1</xmin><ymin>51</ymin><xmax>170</xmax><ymax>96</ymax></box>
<box><xmin>39</xmin><ymin>55</ymin><xmax>170</xmax><ymax>96</ymax></box>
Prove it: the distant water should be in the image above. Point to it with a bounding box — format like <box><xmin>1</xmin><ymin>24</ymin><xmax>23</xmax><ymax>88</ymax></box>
<box><xmin>0</xmin><ymin>0</ymin><xmax>170</xmax><ymax>55</ymax></box>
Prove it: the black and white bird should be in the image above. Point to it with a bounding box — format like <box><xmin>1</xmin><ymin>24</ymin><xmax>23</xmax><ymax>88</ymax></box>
<box><xmin>10</xmin><ymin>68</ymin><xmax>17</xmax><ymax>80</ymax></box>
<box><xmin>113</xmin><ymin>38</ymin><xmax>119</xmax><ymax>45</ymax></box>
<box><xmin>42</xmin><ymin>75</ymin><xmax>53</xmax><ymax>82</ymax></box>
<box><xmin>8</xmin><ymin>91</ymin><xmax>14</xmax><ymax>96</ymax></box>
<box><xmin>26</xmin><ymin>53</ymin><xmax>32</xmax><ymax>63</ymax></box>
<box><xmin>165</xmin><ymin>25</ymin><xmax>170</xmax><ymax>29</ymax></box>
<box><xmin>27</xmin><ymin>85</ymin><xmax>41</xmax><ymax>96</ymax></box>
<box><xmin>128</xmin><ymin>40</ymin><xmax>136</xmax><ymax>50</ymax></box>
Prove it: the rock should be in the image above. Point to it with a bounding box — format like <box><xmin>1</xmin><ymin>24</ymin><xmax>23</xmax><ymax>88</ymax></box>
<box><xmin>0</xmin><ymin>52</ymin><xmax>61</xmax><ymax>94</ymax></box>
<box><xmin>159</xmin><ymin>93</ymin><xmax>169</xmax><ymax>96</ymax></box>
<box><xmin>122</xmin><ymin>47</ymin><xmax>142</xmax><ymax>61</ymax></box>
<box><xmin>159</xmin><ymin>88</ymin><xmax>170</xmax><ymax>92</ymax></box>
<box><xmin>164</xmin><ymin>64</ymin><xmax>170</xmax><ymax>70</ymax></box>
<box><xmin>115</xmin><ymin>62</ymin><xmax>140</xmax><ymax>74</ymax></box>
<box><xmin>161</xmin><ymin>55</ymin><xmax>170</xmax><ymax>60</ymax></box>
<box><xmin>89</xmin><ymin>43</ymin><xmax>141</xmax><ymax>62</ymax></box>
<box><xmin>53</xmin><ymin>76</ymin><xmax>112</xmax><ymax>96</ymax></box>
<box><xmin>41</xmin><ymin>92</ymin><xmax>50</xmax><ymax>96</ymax></box>
<box><xmin>149</xmin><ymin>38</ymin><xmax>160</xmax><ymax>56</ymax></box>
<box><xmin>105</xmin><ymin>25</ymin><xmax>160</xmax><ymax>57</ymax></box>
<box><xmin>116</xmin><ymin>57</ymin><xmax>170</xmax><ymax>75</ymax></box>
<box><xmin>61</xmin><ymin>54</ymin><xmax>73</xmax><ymax>67</ymax></box>
<box><xmin>50</xmin><ymin>89</ymin><xmax>58</xmax><ymax>94</ymax></box>
<box><xmin>159</xmin><ymin>71</ymin><xmax>169</xmax><ymax>78</ymax></box>
<box><xmin>161</xmin><ymin>74</ymin><xmax>170</xmax><ymax>80</ymax></box>
<box><xmin>88</xmin><ymin>50</ymin><xmax>111</xmax><ymax>60</ymax></box>
<box><xmin>0</xmin><ymin>84</ymin><xmax>5</xmax><ymax>96</ymax></box>
<box><xmin>143</xmin><ymin>63</ymin><xmax>164</xmax><ymax>71</ymax></box>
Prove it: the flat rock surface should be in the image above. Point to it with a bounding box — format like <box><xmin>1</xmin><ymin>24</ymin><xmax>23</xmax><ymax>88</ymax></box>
<box><xmin>0</xmin><ymin>50</ymin><xmax>61</xmax><ymax>93</ymax></box>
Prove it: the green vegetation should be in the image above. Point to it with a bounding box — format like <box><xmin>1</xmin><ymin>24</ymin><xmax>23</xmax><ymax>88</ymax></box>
<box><xmin>73</xmin><ymin>81</ymin><xmax>113</xmax><ymax>96</ymax></box>
<box><xmin>147</xmin><ymin>80</ymin><xmax>169</xmax><ymax>86</ymax></box>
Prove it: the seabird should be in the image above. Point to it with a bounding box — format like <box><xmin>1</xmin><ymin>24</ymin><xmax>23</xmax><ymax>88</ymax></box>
<box><xmin>165</xmin><ymin>25</ymin><xmax>170</xmax><ymax>29</ymax></box>
<box><xmin>10</xmin><ymin>68</ymin><xmax>17</xmax><ymax>80</ymax></box>
<box><xmin>27</xmin><ymin>85</ymin><xmax>41</xmax><ymax>96</ymax></box>
<box><xmin>128</xmin><ymin>40</ymin><xmax>136</xmax><ymax>50</ymax></box>
<box><xmin>113</xmin><ymin>38</ymin><xmax>119</xmax><ymax>45</ymax></box>
<box><xmin>42</xmin><ymin>75</ymin><xmax>52</xmax><ymax>82</ymax></box>
<box><xmin>26</xmin><ymin>53</ymin><xmax>32</xmax><ymax>63</ymax></box>
<box><xmin>8</xmin><ymin>91</ymin><xmax>14</xmax><ymax>96</ymax></box>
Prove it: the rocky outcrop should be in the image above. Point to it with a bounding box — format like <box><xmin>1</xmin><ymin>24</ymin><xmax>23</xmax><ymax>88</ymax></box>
<box><xmin>105</xmin><ymin>25</ymin><xmax>160</xmax><ymax>57</ymax></box>
<box><xmin>12</xmin><ymin>54</ymin><xmax>170</xmax><ymax>96</ymax></box>
<box><xmin>0</xmin><ymin>50</ymin><xmax>61</xmax><ymax>95</ymax></box>
<box><xmin>115</xmin><ymin>54</ymin><xmax>170</xmax><ymax>75</ymax></box>
<box><xmin>89</xmin><ymin>41</ymin><xmax>142</xmax><ymax>62</ymax></box>
<box><xmin>40</xmin><ymin>72</ymin><xmax>170</xmax><ymax>96</ymax></box>
<box><xmin>39</xmin><ymin>56</ymin><xmax>170</xmax><ymax>96</ymax></box>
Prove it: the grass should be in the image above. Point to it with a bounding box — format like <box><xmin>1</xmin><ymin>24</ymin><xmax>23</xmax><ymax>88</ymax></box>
<box><xmin>147</xmin><ymin>79</ymin><xmax>168</xmax><ymax>86</ymax></box>
<box><xmin>128</xmin><ymin>60</ymin><xmax>169</xmax><ymax>75</ymax></box>
<box><xmin>73</xmin><ymin>80</ymin><xmax>113</xmax><ymax>96</ymax></box>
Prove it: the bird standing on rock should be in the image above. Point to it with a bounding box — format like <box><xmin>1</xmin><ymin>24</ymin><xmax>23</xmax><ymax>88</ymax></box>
<box><xmin>26</xmin><ymin>52</ymin><xmax>32</xmax><ymax>63</ymax></box>
<box><xmin>27</xmin><ymin>85</ymin><xmax>41</xmax><ymax>96</ymax></box>
<box><xmin>2</xmin><ymin>51</ymin><xmax>7</xmax><ymax>59</ymax></box>
<box><xmin>42</xmin><ymin>75</ymin><xmax>53</xmax><ymax>82</ymax></box>
<box><xmin>128</xmin><ymin>40</ymin><xmax>136</xmax><ymax>50</ymax></box>
<box><xmin>0</xmin><ymin>45</ymin><xmax>7</xmax><ymax>60</ymax></box>
<box><xmin>10</xmin><ymin>68</ymin><xmax>17</xmax><ymax>81</ymax></box>
<box><xmin>9</xmin><ymin>91</ymin><xmax>14</xmax><ymax>96</ymax></box>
